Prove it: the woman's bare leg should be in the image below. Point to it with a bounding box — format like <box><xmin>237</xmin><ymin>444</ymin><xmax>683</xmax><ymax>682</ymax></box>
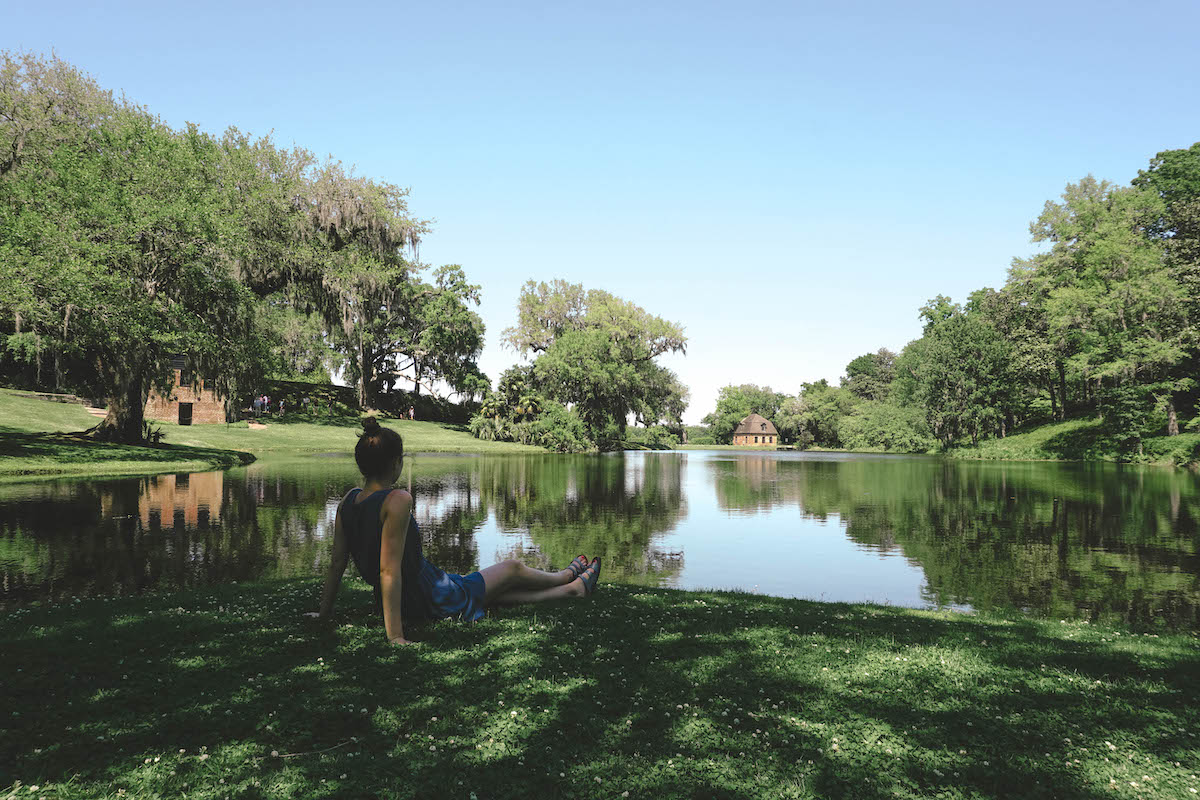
<box><xmin>489</xmin><ymin>579</ymin><xmax>587</xmax><ymax>606</ymax></box>
<box><xmin>478</xmin><ymin>559</ymin><xmax>577</xmax><ymax>606</ymax></box>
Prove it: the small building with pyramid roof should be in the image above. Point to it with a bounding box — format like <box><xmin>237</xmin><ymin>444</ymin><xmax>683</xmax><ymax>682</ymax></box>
<box><xmin>732</xmin><ymin>413</ymin><xmax>778</xmax><ymax>446</ymax></box>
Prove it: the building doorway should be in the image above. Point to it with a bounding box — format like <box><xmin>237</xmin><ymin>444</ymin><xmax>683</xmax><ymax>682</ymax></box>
<box><xmin>178</xmin><ymin>403</ymin><xmax>193</xmax><ymax>425</ymax></box>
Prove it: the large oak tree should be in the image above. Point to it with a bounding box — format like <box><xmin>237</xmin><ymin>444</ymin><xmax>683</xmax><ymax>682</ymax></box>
<box><xmin>503</xmin><ymin>280</ymin><xmax>687</xmax><ymax>446</ymax></box>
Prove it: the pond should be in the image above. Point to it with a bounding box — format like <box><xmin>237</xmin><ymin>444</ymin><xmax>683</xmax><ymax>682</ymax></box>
<box><xmin>2</xmin><ymin>450</ymin><xmax>1198</xmax><ymax>628</ymax></box>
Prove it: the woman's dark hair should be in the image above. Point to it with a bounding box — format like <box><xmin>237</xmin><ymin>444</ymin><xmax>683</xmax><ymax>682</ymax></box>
<box><xmin>355</xmin><ymin>416</ymin><xmax>404</xmax><ymax>478</ymax></box>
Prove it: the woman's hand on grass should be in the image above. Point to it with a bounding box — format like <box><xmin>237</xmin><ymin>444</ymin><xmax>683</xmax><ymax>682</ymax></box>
<box><xmin>389</xmin><ymin>635</ymin><xmax>416</xmax><ymax>646</ymax></box>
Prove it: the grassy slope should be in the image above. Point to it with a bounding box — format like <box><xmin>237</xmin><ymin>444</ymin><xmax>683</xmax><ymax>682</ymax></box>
<box><xmin>949</xmin><ymin>417</ymin><xmax>1200</xmax><ymax>466</ymax></box>
<box><xmin>0</xmin><ymin>390</ymin><xmax>543</xmax><ymax>480</ymax></box>
<box><xmin>163</xmin><ymin>416</ymin><xmax>544</xmax><ymax>457</ymax></box>
<box><xmin>0</xmin><ymin>390</ymin><xmax>252</xmax><ymax>481</ymax></box>
<box><xmin>2</xmin><ymin>579</ymin><xmax>1197</xmax><ymax>799</ymax></box>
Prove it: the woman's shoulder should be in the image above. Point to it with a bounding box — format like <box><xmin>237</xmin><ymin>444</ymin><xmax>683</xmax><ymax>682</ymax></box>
<box><xmin>380</xmin><ymin>487</ymin><xmax>413</xmax><ymax>511</ymax></box>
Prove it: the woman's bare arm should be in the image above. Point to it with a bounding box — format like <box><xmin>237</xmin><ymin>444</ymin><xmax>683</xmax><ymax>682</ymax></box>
<box><xmin>314</xmin><ymin>500</ymin><xmax>351</xmax><ymax>618</ymax></box>
<box><xmin>379</xmin><ymin>489</ymin><xmax>415</xmax><ymax>644</ymax></box>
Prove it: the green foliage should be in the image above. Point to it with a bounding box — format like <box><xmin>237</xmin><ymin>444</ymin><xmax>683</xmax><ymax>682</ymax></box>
<box><xmin>837</xmin><ymin>401</ymin><xmax>935</xmax><ymax>452</ymax></box>
<box><xmin>516</xmin><ymin>399</ymin><xmax>594</xmax><ymax>452</ymax></box>
<box><xmin>1028</xmin><ymin>178</ymin><xmax>1188</xmax><ymax>450</ymax></box>
<box><xmin>1133</xmin><ymin>141</ymin><xmax>1200</xmax><ymax>230</ymax></box>
<box><xmin>469</xmin><ymin>400</ymin><xmax>594</xmax><ymax>452</ymax></box>
<box><xmin>259</xmin><ymin>298</ymin><xmax>341</xmax><ymax>383</ymax></box>
<box><xmin>702</xmin><ymin>384</ymin><xmax>786</xmax><ymax>443</ymax></box>
<box><xmin>700</xmin><ymin>382</ymin><xmax>861</xmax><ymax>449</ymax></box>
<box><xmin>504</xmin><ymin>280</ymin><xmax>687</xmax><ymax>447</ymax></box>
<box><xmin>900</xmin><ymin>307</ymin><xmax>1015</xmax><ymax>447</ymax></box>
<box><xmin>0</xmin><ymin>53</ymin><xmax>270</xmax><ymax>441</ymax></box>
<box><xmin>969</xmin><ymin>283</ymin><xmax>1059</xmax><ymax>420</ymax></box>
<box><xmin>365</xmin><ymin>263</ymin><xmax>487</xmax><ymax>405</ymax></box>
<box><xmin>468</xmin><ymin>413</ymin><xmax>509</xmax><ymax>442</ymax></box>
<box><xmin>792</xmin><ymin>380</ymin><xmax>859</xmax><ymax>448</ymax></box>
<box><xmin>841</xmin><ymin>348</ymin><xmax>896</xmax><ymax>401</ymax></box>
<box><xmin>624</xmin><ymin>425</ymin><xmax>681</xmax><ymax>450</ymax></box>
<box><xmin>470</xmin><ymin>366</ymin><xmax>593</xmax><ymax>451</ymax></box>
<box><xmin>0</xmin><ymin>51</ymin><xmax>487</xmax><ymax>440</ymax></box>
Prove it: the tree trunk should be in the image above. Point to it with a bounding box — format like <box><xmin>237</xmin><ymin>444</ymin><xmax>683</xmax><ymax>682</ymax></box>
<box><xmin>1057</xmin><ymin>362</ymin><xmax>1067</xmax><ymax>420</ymax></box>
<box><xmin>1167</xmin><ymin>399</ymin><xmax>1179</xmax><ymax>436</ymax></box>
<box><xmin>357</xmin><ymin>342</ymin><xmax>374</xmax><ymax>410</ymax></box>
<box><xmin>999</xmin><ymin>418</ymin><xmax>1006</xmax><ymax>439</ymax></box>
<box><xmin>34</xmin><ymin>324</ymin><xmax>43</xmax><ymax>388</ymax></box>
<box><xmin>412</xmin><ymin>358</ymin><xmax>422</xmax><ymax>396</ymax></box>
<box><xmin>93</xmin><ymin>375</ymin><xmax>147</xmax><ymax>443</ymax></box>
<box><xmin>1048</xmin><ymin>382</ymin><xmax>1058</xmax><ymax>420</ymax></box>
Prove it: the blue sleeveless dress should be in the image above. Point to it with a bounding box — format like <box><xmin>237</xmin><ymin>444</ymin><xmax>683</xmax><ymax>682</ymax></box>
<box><xmin>340</xmin><ymin>488</ymin><xmax>487</xmax><ymax>622</ymax></box>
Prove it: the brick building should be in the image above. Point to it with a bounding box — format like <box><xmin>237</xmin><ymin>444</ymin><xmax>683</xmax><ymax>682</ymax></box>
<box><xmin>732</xmin><ymin>413</ymin><xmax>778</xmax><ymax>446</ymax></box>
<box><xmin>144</xmin><ymin>355</ymin><xmax>227</xmax><ymax>425</ymax></box>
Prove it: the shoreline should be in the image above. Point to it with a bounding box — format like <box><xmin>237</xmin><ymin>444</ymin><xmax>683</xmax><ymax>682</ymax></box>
<box><xmin>678</xmin><ymin>417</ymin><xmax>1200</xmax><ymax>468</ymax></box>
<box><xmin>0</xmin><ymin>389</ymin><xmax>546</xmax><ymax>482</ymax></box>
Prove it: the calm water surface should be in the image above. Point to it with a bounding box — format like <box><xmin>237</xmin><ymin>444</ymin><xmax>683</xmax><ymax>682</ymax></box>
<box><xmin>2</xmin><ymin>451</ymin><xmax>1198</xmax><ymax>628</ymax></box>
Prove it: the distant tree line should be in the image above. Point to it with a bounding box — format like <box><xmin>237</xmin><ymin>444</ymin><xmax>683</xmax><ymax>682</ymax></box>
<box><xmin>700</xmin><ymin>142</ymin><xmax>1200</xmax><ymax>457</ymax></box>
<box><xmin>0</xmin><ymin>52</ymin><xmax>486</xmax><ymax>442</ymax></box>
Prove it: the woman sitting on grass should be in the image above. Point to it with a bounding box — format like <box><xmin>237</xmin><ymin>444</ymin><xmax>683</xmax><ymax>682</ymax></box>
<box><xmin>309</xmin><ymin>416</ymin><xmax>601</xmax><ymax>644</ymax></box>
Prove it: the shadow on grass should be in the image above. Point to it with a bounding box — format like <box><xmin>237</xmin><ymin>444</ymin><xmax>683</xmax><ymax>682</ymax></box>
<box><xmin>249</xmin><ymin>414</ymin><xmax>366</xmax><ymax>429</ymax></box>
<box><xmin>249</xmin><ymin>415</ymin><xmax>471</xmax><ymax>433</ymax></box>
<box><xmin>2</xmin><ymin>582</ymin><xmax>1197</xmax><ymax>799</ymax></box>
<box><xmin>0</xmin><ymin>431</ymin><xmax>255</xmax><ymax>469</ymax></box>
<box><xmin>1038</xmin><ymin>423</ymin><xmax>1120</xmax><ymax>461</ymax></box>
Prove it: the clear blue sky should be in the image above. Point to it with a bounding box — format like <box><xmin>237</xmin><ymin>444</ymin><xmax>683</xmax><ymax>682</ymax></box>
<box><xmin>9</xmin><ymin>1</ymin><xmax>1199</xmax><ymax>423</ymax></box>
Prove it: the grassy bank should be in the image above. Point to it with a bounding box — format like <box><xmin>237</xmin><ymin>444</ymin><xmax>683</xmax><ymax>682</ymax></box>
<box><xmin>684</xmin><ymin>419</ymin><xmax>1200</xmax><ymax>466</ymax></box>
<box><xmin>0</xmin><ymin>390</ymin><xmax>253</xmax><ymax>481</ymax></box>
<box><xmin>3</xmin><ymin>580</ymin><xmax>1197</xmax><ymax>800</ymax></box>
<box><xmin>163</xmin><ymin>416</ymin><xmax>543</xmax><ymax>457</ymax></box>
<box><xmin>0</xmin><ymin>389</ymin><xmax>543</xmax><ymax>481</ymax></box>
<box><xmin>948</xmin><ymin>417</ymin><xmax>1200</xmax><ymax>466</ymax></box>
<box><xmin>677</xmin><ymin>444</ymin><xmax>915</xmax><ymax>456</ymax></box>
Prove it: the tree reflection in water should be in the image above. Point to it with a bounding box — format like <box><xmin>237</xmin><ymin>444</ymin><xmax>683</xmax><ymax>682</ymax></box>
<box><xmin>2</xmin><ymin>451</ymin><xmax>1199</xmax><ymax>629</ymax></box>
<box><xmin>709</xmin><ymin>453</ymin><xmax>1200</xmax><ymax>629</ymax></box>
<box><xmin>474</xmin><ymin>453</ymin><xmax>686</xmax><ymax>584</ymax></box>
<box><xmin>0</xmin><ymin>453</ymin><xmax>689</xmax><ymax>609</ymax></box>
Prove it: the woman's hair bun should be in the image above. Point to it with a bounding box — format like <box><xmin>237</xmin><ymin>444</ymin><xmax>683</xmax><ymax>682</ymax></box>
<box><xmin>361</xmin><ymin>416</ymin><xmax>382</xmax><ymax>434</ymax></box>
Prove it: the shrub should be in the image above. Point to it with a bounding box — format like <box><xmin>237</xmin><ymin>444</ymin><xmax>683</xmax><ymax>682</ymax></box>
<box><xmin>838</xmin><ymin>402</ymin><xmax>935</xmax><ymax>452</ymax></box>
<box><xmin>522</xmin><ymin>401</ymin><xmax>594</xmax><ymax>452</ymax></box>
<box><xmin>626</xmin><ymin>425</ymin><xmax>680</xmax><ymax>450</ymax></box>
<box><xmin>468</xmin><ymin>402</ymin><xmax>594</xmax><ymax>452</ymax></box>
<box><xmin>468</xmin><ymin>414</ymin><xmax>509</xmax><ymax>442</ymax></box>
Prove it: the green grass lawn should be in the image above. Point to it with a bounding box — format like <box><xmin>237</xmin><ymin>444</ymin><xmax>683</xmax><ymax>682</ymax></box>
<box><xmin>3</xmin><ymin>579</ymin><xmax>1197</xmax><ymax>799</ymax></box>
<box><xmin>0</xmin><ymin>389</ymin><xmax>542</xmax><ymax>481</ymax></box>
<box><xmin>0</xmin><ymin>389</ymin><xmax>252</xmax><ymax>481</ymax></box>
<box><xmin>948</xmin><ymin>417</ymin><xmax>1200</xmax><ymax>466</ymax></box>
<box><xmin>164</xmin><ymin>415</ymin><xmax>543</xmax><ymax>457</ymax></box>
